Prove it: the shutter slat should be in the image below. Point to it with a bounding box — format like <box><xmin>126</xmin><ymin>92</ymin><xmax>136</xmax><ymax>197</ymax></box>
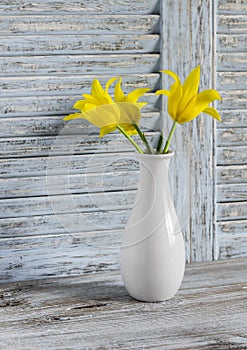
<box><xmin>0</xmin><ymin>74</ymin><xmax>159</xmax><ymax>97</ymax></box>
<box><xmin>0</xmin><ymin>54</ymin><xmax>160</xmax><ymax>76</ymax></box>
<box><xmin>0</xmin><ymin>34</ymin><xmax>160</xmax><ymax>56</ymax></box>
<box><xmin>0</xmin><ymin>15</ymin><xmax>160</xmax><ymax>35</ymax></box>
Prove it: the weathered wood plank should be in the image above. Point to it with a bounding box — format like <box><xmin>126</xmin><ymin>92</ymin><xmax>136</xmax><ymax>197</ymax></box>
<box><xmin>217</xmin><ymin>128</ymin><xmax>247</xmax><ymax>146</ymax></box>
<box><xmin>0</xmin><ymin>209</ymin><xmax>130</xmax><ymax>237</ymax></box>
<box><xmin>0</xmin><ymin>54</ymin><xmax>160</xmax><ymax>76</ymax></box>
<box><xmin>218</xmin><ymin>91</ymin><xmax>247</xmax><ymax>110</ymax></box>
<box><xmin>0</xmin><ymin>190</ymin><xmax>136</xmax><ymax>219</ymax></box>
<box><xmin>0</xmin><ymin>131</ymin><xmax>158</xmax><ymax>158</ymax></box>
<box><xmin>217</xmin><ymin>34</ymin><xmax>247</xmax><ymax>52</ymax></box>
<box><xmin>217</xmin><ymin>146</ymin><xmax>247</xmax><ymax>165</ymax></box>
<box><xmin>217</xmin><ymin>235</ymin><xmax>247</xmax><ymax>259</ymax></box>
<box><xmin>217</xmin><ymin>202</ymin><xmax>247</xmax><ymax>221</ymax></box>
<box><xmin>0</xmin><ymin>0</ymin><xmax>159</xmax><ymax>15</ymax></box>
<box><xmin>0</xmin><ymin>152</ymin><xmax>138</xmax><ymax>178</ymax></box>
<box><xmin>216</xmin><ymin>110</ymin><xmax>247</xmax><ymax>128</ymax></box>
<box><xmin>0</xmin><ymin>34</ymin><xmax>160</xmax><ymax>56</ymax></box>
<box><xmin>217</xmin><ymin>183</ymin><xmax>247</xmax><ymax>202</ymax></box>
<box><xmin>217</xmin><ymin>14</ymin><xmax>247</xmax><ymax>33</ymax></box>
<box><xmin>1</xmin><ymin>171</ymin><xmax>139</xmax><ymax>199</ymax></box>
<box><xmin>0</xmin><ymin>116</ymin><xmax>72</xmax><ymax>137</ymax></box>
<box><xmin>217</xmin><ymin>53</ymin><xmax>247</xmax><ymax>71</ymax></box>
<box><xmin>0</xmin><ymin>113</ymin><xmax>160</xmax><ymax>138</ymax></box>
<box><xmin>218</xmin><ymin>0</ymin><xmax>247</xmax><ymax>13</ymax></box>
<box><xmin>0</xmin><ymin>14</ymin><xmax>160</xmax><ymax>35</ymax></box>
<box><xmin>0</xmin><ymin>230</ymin><xmax>121</xmax><ymax>282</ymax></box>
<box><xmin>0</xmin><ymin>93</ymin><xmax>158</xmax><ymax>117</ymax></box>
<box><xmin>0</xmin><ymin>259</ymin><xmax>246</xmax><ymax>349</ymax></box>
<box><xmin>217</xmin><ymin>164</ymin><xmax>247</xmax><ymax>184</ymax></box>
<box><xmin>217</xmin><ymin>220</ymin><xmax>247</xmax><ymax>235</ymax></box>
<box><xmin>217</xmin><ymin>72</ymin><xmax>247</xmax><ymax>90</ymax></box>
<box><xmin>0</xmin><ymin>74</ymin><xmax>160</xmax><ymax>96</ymax></box>
<box><xmin>160</xmin><ymin>0</ymin><xmax>215</xmax><ymax>262</ymax></box>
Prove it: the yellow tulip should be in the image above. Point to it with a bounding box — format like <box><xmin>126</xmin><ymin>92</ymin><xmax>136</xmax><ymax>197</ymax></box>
<box><xmin>114</xmin><ymin>77</ymin><xmax>150</xmax><ymax>110</ymax></box>
<box><xmin>156</xmin><ymin>65</ymin><xmax>222</xmax><ymax>124</ymax></box>
<box><xmin>65</xmin><ymin>77</ymin><xmax>116</xmax><ymax>116</ymax></box>
<box><xmin>64</xmin><ymin>77</ymin><xmax>145</xmax><ymax>140</ymax></box>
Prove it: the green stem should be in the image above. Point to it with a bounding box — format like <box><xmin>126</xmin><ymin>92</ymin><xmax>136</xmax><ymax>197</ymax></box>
<box><xmin>156</xmin><ymin>133</ymin><xmax>163</xmax><ymax>153</ymax></box>
<box><xmin>162</xmin><ymin>121</ymin><xmax>177</xmax><ymax>154</ymax></box>
<box><xmin>117</xmin><ymin>125</ymin><xmax>144</xmax><ymax>154</ymax></box>
<box><xmin>133</xmin><ymin>124</ymin><xmax>153</xmax><ymax>154</ymax></box>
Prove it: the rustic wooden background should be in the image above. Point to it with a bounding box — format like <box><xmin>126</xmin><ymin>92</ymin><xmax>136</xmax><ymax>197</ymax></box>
<box><xmin>0</xmin><ymin>0</ymin><xmax>246</xmax><ymax>283</ymax></box>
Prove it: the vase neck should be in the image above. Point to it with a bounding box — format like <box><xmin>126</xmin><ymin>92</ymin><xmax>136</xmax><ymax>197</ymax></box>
<box><xmin>137</xmin><ymin>153</ymin><xmax>173</xmax><ymax>189</ymax></box>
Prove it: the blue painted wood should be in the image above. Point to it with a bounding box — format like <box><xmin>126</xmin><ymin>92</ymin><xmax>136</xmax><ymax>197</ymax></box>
<box><xmin>0</xmin><ymin>0</ymin><xmax>246</xmax><ymax>282</ymax></box>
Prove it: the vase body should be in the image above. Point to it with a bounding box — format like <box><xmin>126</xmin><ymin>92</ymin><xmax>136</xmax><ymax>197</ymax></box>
<box><xmin>120</xmin><ymin>152</ymin><xmax>185</xmax><ymax>302</ymax></box>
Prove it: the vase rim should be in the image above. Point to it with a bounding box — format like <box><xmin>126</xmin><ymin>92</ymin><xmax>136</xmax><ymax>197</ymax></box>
<box><xmin>136</xmin><ymin>151</ymin><xmax>174</xmax><ymax>159</ymax></box>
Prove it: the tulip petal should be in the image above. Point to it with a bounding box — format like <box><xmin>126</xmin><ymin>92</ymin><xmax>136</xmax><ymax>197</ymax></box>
<box><xmin>91</xmin><ymin>79</ymin><xmax>113</xmax><ymax>104</ymax></box>
<box><xmin>114</xmin><ymin>77</ymin><xmax>125</xmax><ymax>102</ymax></box>
<box><xmin>167</xmin><ymin>80</ymin><xmax>183</xmax><ymax>120</ymax></box>
<box><xmin>117</xmin><ymin>102</ymin><xmax>141</xmax><ymax>124</ymax></box>
<box><xmin>136</xmin><ymin>102</ymin><xmax>147</xmax><ymax>110</ymax></box>
<box><xmin>161</xmin><ymin>70</ymin><xmax>180</xmax><ymax>84</ymax></box>
<box><xmin>155</xmin><ymin>89</ymin><xmax>169</xmax><ymax>96</ymax></box>
<box><xmin>160</xmin><ymin>70</ymin><xmax>182</xmax><ymax>121</ymax></box>
<box><xmin>126</xmin><ymin>88</ymin><xmax>150</xmax><ymax>103</ymax></box>
<box><xmin>120</xmin><ymin>123</ymin><xmax>138</xmax><ymax>135</ymax></box>
<box><xmin>63</xmin><ymin>113</ymin><xmax>82</xmax><ymax>120</ymax></box>
<box><xmin>105</xmin><ymin>77</ymin><xmax>118</xmax><ymax>93</ymax></box>
<box><xmin>203</xmin><ymin>107</ymin><xmax>221</xmax><ymax>121</ymax></box>
<box><xmin>178</xmin><ymin>65</ymin><xmax>200</xmax><ymax>113</ymax></box>
<box><xmin>74</xmin><ymin>100</ymin><xmax>95</xmax><ymax>112</ymax></box>
<box><xmin>178</xmin><ymin>89</ymin><xmax>222</xmax><ymax>123</ymax></box>
<box><xmin>82</xmin><ymin>94</ymin><xmax>98</xmax><ymax>105</ymax></box>
<box><xmin>100</xmin><ymin>125</ymin><xmax>117</xmax><ymax>138</ymax></box>
<box><xmin>91</xmin><ymin>79</ymin><xmax>105</xmax><ymax>98</ymax></box>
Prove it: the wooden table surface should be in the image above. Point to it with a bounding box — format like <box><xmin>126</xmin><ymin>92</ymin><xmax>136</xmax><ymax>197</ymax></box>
<box><xmin>0</xmin><ymin>258</ymin><xmax>246</xmax><ymax>350</ymax></box>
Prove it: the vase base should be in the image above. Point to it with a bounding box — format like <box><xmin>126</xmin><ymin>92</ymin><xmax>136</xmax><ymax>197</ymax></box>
<box><xmin>128</xmin><ymin>294</ymin><xmax>176</xmax><ymax>303</ymax></box>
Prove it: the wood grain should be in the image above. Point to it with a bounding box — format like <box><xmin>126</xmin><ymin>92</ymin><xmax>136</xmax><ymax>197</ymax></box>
<box><xmin>1</xmin><ymin>171</ymin><xmax>139</xmax><ymax>199</ymax></box>
<box><xmin>217</xmin><ymin>146</ymin><xmax>247</xmax><ymax>165</ymax></box>
<box><xmin>0</xmin><ymin>230</ymin><xmax>122</xmax><ymax>282</ymax></box>
<box><xmin>217</xmin><ymin>34</ymin><xmax>247</xmax><ymax>52</ymax></box>
<box><xmin>217</xmin><ymin>110</ymin><xmax>247</xmax><ymax>128</ymax></box>
<box><xmin>218</xmin><ymin>0</ymin><xmax>247</xmax><ymax>13</ymax></box>
<box><xmin>218</xmin><ymin>15</ymin><xmax>247</xmax><ymax>34</ymax></box>
<box><xmin>0</xmin><ymin>54</ymin><xmax>160</xmax><ymax>76</ymax></box>
<box><xmin>0</xmin><ymin>209</ymin><xmax>130</xmax><ymax>237</ymax></box>
<box><xmin>217</xmin><ymin>183</ymin><xmax>247</xmax><ymax>202</ymax></box>
<box><xmin>161</xmin><ymin>0</ymin><xmax>216</xmax><ymax>262</ymax></box>
<box><xmin>0</xmin><ymin>112</ymin><xmax>160</xmax><ymax>138</ymax></box>
<box><xmin>217</xmin><ymin>202</ymin><xmax>247</xmax><ymax>221</ymax></box>
<box><xmin>0</xmin><ymin>14</ymin><xmax>160</xmax><ymax>35</ymax></box>
<box><xmin>0</xmin><ymin>152</ymin><xmax>138</xmax><ymax>178</ymax></box>
<box><xmin>0</xmin><ymin>34</ymin><xmax>160</xmax><ymax>56</ymax></box>
<box><xmin>1</xmin><ymin>0</ymin><xmax>247</xmax><ymax>286</ymax></box>
<box><xmin>0</xmin><ymin>0</ymin><xmax>160</xmax><ymax>15</ymax></box>
<box><xmin>0</xmin><ymin>74</ymin><xmax>160</xmax><ymax>97</ymax></box>
<box><xmin>0</xmin><ymin>131</ymin><xmax>158</xmax><ymax>158</ymax></box>
<box><xmin>217</xmin><ymin>235</ymin><xmax>247</xmax><ymax>259</ymax></box>
<box><xmin>217</xmin><ymin>72</ymin><xmax>247</xmax><ymax>90</ymax></box>
<box><xmin>217</xmin><ymin>128</ymin><xmax>247</xmax><ymax>146</ymax></box>
<box><xmin>0</xmin><ymin>93</ymin><xmax>158</xmax><ymax>117</ymax></box>
<box><xmin>218</xmin><ymin>53</ymin><xmax>247</xmax><ymax>71</ymax></box>
<box><xmin>0</xmin><ymin>190</ymin><xmax>136</xmax><ymax>219</ymax></box>
<box><xmin>0</xmin><ymin>258</ymin><xmax>246</xmax><ymax>349</ymax></box>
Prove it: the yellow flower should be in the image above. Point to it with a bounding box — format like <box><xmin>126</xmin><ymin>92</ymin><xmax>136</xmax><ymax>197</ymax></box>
<box><xmin>64</xmin><ymin>77</ymin><xmax>145</xmax><ymax>138</ymax></box>
<box><xmin>156</xmin><ymin>66</ymin><xmax>222</xmax><ymax>124</ymax></box>
<box><xmin>114</xmin><ymin>77</ymin><xmax>150</xmax><ymax>109</ymax></box>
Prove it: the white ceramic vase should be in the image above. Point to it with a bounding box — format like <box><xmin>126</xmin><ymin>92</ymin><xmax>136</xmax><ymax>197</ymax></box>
<box><xmin>120</xmin><ymin>152</ymin><xmax>185</xmax><ymax>302</ymax></box>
